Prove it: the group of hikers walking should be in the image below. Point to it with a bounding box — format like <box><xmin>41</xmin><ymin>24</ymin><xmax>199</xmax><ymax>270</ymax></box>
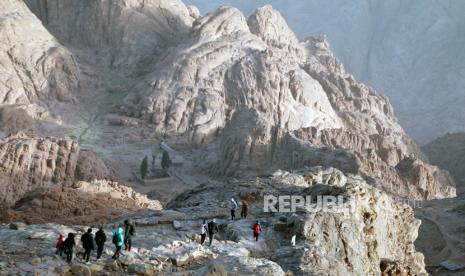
<box><xmin>199</xmin><ymin>198</ymin><xmax>261</xmax><ymax>246</ymax></box>
<box><xmin>54</xmin><ymin>198</ymin><xmax>262</xmax><ymax>263</ymax></box>
<box><xmin>55</xmin><ymin>220</ymin><xmax>136</xmax><ymax>264</ymax></box>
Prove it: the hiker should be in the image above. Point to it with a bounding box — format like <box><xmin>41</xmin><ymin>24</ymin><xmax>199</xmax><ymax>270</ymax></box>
<box><xmin>229</xmin><ymin>198</ymin><xmax>238</xmax><ymax>220</ymax></box>
<box><xmin>95</xmin><ymin>227</ymin><xmax>107</xmax><ymax>260</ymax></box>
<box><xmin>124</xmin><ymin>219</ymin><xmax>136</xmax><ymax>251</ymax></box>
<box><xmin>63</xmin><ymin>233</ymin><xmax>76</xmax><ymax>263</ymax></box>
<box><xmin>200</xmin><ymin>219</ymin><xmax>208</xmax><ymax>245</ymax></box>
<box><xmin>207</xmin><ymin>218</ymin><xmax>219</xmax><ymax>246</ymax></box>
<box><xmin>55</xmin><ymin>233</ymin><xmax>65</xmax><ymax>256</ymax></box>
<box><xmin>240</xmin><ymin>201</ymin><xmax>248</xmax><ymax>219</ymax></box>
<box><xmin>81</xmin><ymin>228</ymin><xmax>95</xmax><ymax>263</ymax></box>
<box><xmin>112</xmin><ymin>224</ymin><xmax>124</xmax><ymax>259</ymax></box>
<box><xmin>252</xmin><ymin>220</ymin><xmax>261</xmax><ymax>242</ymax></box>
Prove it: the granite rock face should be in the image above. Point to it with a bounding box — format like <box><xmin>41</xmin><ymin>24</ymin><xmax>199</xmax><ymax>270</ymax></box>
<box><xmin>127</xmin><ymin>5</ymin><xmax>452</xmax><ymax>200</ymax></box>
<box><xmin>0</xmin><ymin>134</ymin><xmax>79</xmax><ymax>206</ymax></box>
<box><xmin>0</xmin><ymin>0</ymin><xmax>79</xmax><ymax>127</ymax></box>
<box><xmin>20</xmin><ymin>1</ymin><xmax>454</xmax><ymax>200</ymax></box>
<box><xmin>25</xmin><ymin>0</ymin><xmax>195</xmax><ymax>74</ymax></box>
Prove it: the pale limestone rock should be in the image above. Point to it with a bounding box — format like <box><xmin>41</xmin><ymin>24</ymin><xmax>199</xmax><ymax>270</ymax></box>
<box><xmin>0</xmin><ymin>134</ymin><xmax>79</xmax><ymax>206</ymax></box>
<box><xmin>0</xmin><ymin>0</ymin><xmax>79</xmax><ymax>129</ymax></box>
<box><xmin>26</xmin><ymin>0</ymin><xmax>194</xmax><ymax>74</ymax></box>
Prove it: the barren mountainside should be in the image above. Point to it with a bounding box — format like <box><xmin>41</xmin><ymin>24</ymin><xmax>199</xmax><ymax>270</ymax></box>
<box><xmin>186</xmin><ymin>0</ymin><xmax>465</xmax><ymax>144</ymax></box>
<box><xmin>0</xmin><ymin>0</ymin><xmax>456</xmax><ymax>275</ymax></box>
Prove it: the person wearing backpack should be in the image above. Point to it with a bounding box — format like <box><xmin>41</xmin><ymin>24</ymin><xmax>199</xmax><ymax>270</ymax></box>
<box><xmin>55</xmin><ymin>233</ymin><xmax>65</xmax><ymax>256</ymax></box>
<box><xmin>124</xmin><ymin>220</ymin><xmax>136</xmax><ymax>251</ymax></box>
<box><xmin>95</xmin><ymin>227</ymin><xmax>107</xmax><ymax>260</ymax></box>
<box><xmin>207</xmin><ymin>218</ymin><xmax>219</xmax><ymax>246</ymax></box>
<box><xmin>112</xmin><ymin>224</ymin><xmax>124</xmax><ymax>259</ymax></box>
<box><xmin>252</xmin><ymin>220</ymin><xmax>262</xmax><ymax>242</ymax></box>
<box><xmin>63</xmin><ymin>233</ymin><xmax>76</xmax><ymax>263</ymax></box>
<box><xmin>81</xmin><ymin>228</ymin><xmax>95</xmax><ymax>263</ymax></box>
<box><xmin>200</xmin><ymin>219</ymin><xmax>208</xmax><ymax>245</ymax></box>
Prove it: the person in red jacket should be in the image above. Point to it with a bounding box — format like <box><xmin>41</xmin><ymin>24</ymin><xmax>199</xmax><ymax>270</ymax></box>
<box><xmin>55</xmin><ymin>233</ymin><xmax>65</xmax><ymax>256</ymax></box>
<box><xmin>252</xmin><ymin>221</ymin><xmax>262</xmax><ymax>242</ymax></box>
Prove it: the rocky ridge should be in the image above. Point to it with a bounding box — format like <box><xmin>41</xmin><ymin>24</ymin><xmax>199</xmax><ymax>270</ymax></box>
<box><xmin>0</xmin><ymin>0</ymin><xmax>454</xmax><ymax>274</ymax></box>
<box><xmin>0</xmin><ymin>133</ymin><xmax>79</xmax><ymax>206</ymax></box>
<box><xmin>10</xmin><ymin>0</ymin><xmax>455</xmax><ymax>200</ymax></box>
<box><xmin>0</xmin><ymin>167</ymin><xmax>426</xmax><ymax>275</ymax></box>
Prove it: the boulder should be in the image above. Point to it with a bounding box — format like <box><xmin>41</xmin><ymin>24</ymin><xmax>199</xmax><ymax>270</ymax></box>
<box><xmin>9</xmin><ymin>223</ymin><xmax>27</xmax><ymax>230</ymax></box>
<box><xmin>127</xmin><ymin>263</ymin><xmax>154</xmax><ymax>275</ymax></box>
<box><xmin>71</xmin><ymin>264</ymin><xmax>91</xmax><ymax>276</ymax></box>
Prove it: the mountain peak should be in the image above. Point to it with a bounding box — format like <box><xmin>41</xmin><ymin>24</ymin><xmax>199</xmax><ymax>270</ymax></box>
<box><xmin>248</xmin><ymin>5</ymin><xmax>299</xmax><ymax>49</ymax></box>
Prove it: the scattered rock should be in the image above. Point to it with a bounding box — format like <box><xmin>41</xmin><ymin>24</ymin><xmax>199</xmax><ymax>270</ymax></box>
<box><xmin>173</xmin><ymin>220</ymin><xmax>183</xmax><ymax>230</ymax></box>
<box><xmin>71</xmin><ymin>263</ymin><xmax>91</xmax><ymax>276</ymax></box>
<box><xmin>9</xmin><ymin>223</ymin><xmax>26</xmax><ymax>230</ymax></box>
<box><xmin>128</xmin><ymin>263</ymin><xmax>154</xmax><ymax>275</ymax></box>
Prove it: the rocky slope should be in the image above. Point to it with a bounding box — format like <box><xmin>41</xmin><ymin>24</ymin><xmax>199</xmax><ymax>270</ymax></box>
<box><xmin>0</xmin><ymin>0</ymin><xmax>455</xmax><ymax>274</ymax></box>
<box><xmin>423</xmin><ymin>132</ymin><xmax>465</xmax><ymax>193</ymax></box>
<box><xmin>0</xmin><ymin>134</ymin><xmax>79</xmax><ymax>206</ymax></box>
<box><xmin>0</xmin><ymin>0</ymin><xmax>79</xmax><ymax>133</ymax></box>
<box><xmin>123</xmin><ymin>4</ymin><xmax>453</xmax><ymax>200</ymax></box>
<box><xmin>186</xmin><ymin>0</ymin><xmax>465</xmax><ymax>144</ymax></box>
<box><xmin>25</xmin><ymin>0</ymin><xmax>195</xmax><ymax>75</ymax></box>
<box><xmin>0</xmin><ymin>167</ymin><xmax>426</xmax><ymax>275</ymax></box>
<box><xmin>13</xmin><ymin>0</ymin><xmax>454</xmax><ymax>200</ymax></box>
<box><xmin>3</xmin><ymin>179</ymin><xmax>162</xmax><ymax>225</ymax></box>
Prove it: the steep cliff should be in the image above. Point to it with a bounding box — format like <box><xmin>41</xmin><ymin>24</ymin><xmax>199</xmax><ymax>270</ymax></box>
<box><xmin>0</xmin><ymin>0</ymin><xmax>79</xmax><ymax>131</ymax></box>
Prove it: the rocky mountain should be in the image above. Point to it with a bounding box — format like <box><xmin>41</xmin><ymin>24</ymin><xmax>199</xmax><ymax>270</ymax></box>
<box><xmin>423</xmin><ymin>132</ymin><xmax>465</xmax><ymax>193</ymax></box>
<box><xmin>2</xmin><ymin>0</ymin><xmax>450</xmax><ymax>201</ymax></box>
<box><xmin>124</xmin><ymin>4</ymin><xmax>453</xmax><ymax>200</ymax></box>
<box><xmin>186</xmin><ymin>0</ymin><xmax>465</xmax><ymax>144</ymax></box>
<box><xmin>0</xmin><ymin>167</ymin><xmax>426</xmax><ymax>275</ymax></box>
<box><xmin>0</xmin><ymin>0</ymin><xmax>79</xmax><ymax>134</ymax></box>
<box><xmin>0</xmin><ymin>0</ymin><xmax>457</xmax><ymax>275</ymax></box>
<box><xmin>0</xmin><ymin>133</ymin><xmax>79</xmax><ymax>206</ymax></box>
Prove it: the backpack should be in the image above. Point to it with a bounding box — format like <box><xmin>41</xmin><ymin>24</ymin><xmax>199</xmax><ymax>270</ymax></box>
<box><xmin>112</xmin><ymin>232</ymin><xmax>119</xmax><ymax>244</ymax></box>
<box><xmin>253</xmin><ymin>223</ymin><xmax>261</xmax><ymax>234</ymax></box>
<box><xmin>200</xmin><ymin>224</ymin><xmax>207</xmax><ymax>234</ymax></box>
<box><xmin>129</xmin><ymin>224</ymin><xmax>135</xmax><ymax>236</ymax></box>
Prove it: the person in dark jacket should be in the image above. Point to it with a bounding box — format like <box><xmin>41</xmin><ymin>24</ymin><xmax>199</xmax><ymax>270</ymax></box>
<box><xmin>124</xmin><ymin>220</ymin><xmax>136</xmax><ymax>251</ymax></box>
<box><xmin>81</xmin><ymin>228</ymin><xmax>95</xmax><ymax>263</ymax></box>
<box><xmin>240</xmin><ymin>201</ymin><xmax>248</xmax><ymax>219</ymax></box>
<box><xmin>95</xmin><ymin>227</ymin><xmax>107</xmax><ymax>260</ymax></box>
<box><xmin>63</xmin><ymin>233</ymin><xmax>76</xmax><ymax>263</ymax></box>
<box><xmin>207</xmin><ymin>218</ymin><xmax>219</xmax><ymax>246</ymax></box>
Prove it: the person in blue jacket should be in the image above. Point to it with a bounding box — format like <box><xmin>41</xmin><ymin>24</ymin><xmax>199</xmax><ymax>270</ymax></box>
<box><xmin>111</xmin><ymin>224</ymin><xmax>124</xmax><ymax>259</ymax></box>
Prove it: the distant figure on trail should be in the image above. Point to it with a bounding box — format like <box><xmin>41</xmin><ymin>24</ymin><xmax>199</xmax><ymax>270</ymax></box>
<box><xmin>241</xmin><ymin>201</ymin><xmax>248</xmax><ymax>219</ymax></box>
<box><xmin>291</xmin><ymin>234</ymin><xmax>296</xmax><ymax>246</ymax></box>
<box><xmin>124</xmin><ymin>219</ymin><xmax>136</xmax><ymax>251</ymax></box>
<box><xmin>55</xmin><ymin>233</ymin><xmax>65</xmax><ymax>256</ymax></box>
<box><xmin>207</xmin><ymin>218</ymin><xmax>219</xmax><ymax>246</ymax></box>
<box><xmin>200</xmin><ymin>219</ymin><xmax>208</xmax><ymax>245</ymax></box>
<box><xmin>81</xmin><ymin>228</ymin><xmax>95</xmax><ymax>263</ymax></box>
<box><xmin>112</xmin><ymin>224</ymin><xmax>124</xmax><ymax>259</ymax></box>
<box><xmin>252</xmin><ymin>220</ymin><xmax>261</xmax><ymax>242</ymax></box>
<box><xmin>63</xmin><ymin>233</ymin><xmax>76</xmax><ymax>263</ymax></box>
<box><xmin>95</xmin><ymin>227</ymin><xmax>107</xmax><ymax>260</ymax></box>
<box><xmin>229</xmin><ymin>198</ymin><xmax>238</xmax><ymax>220</ymax></box>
